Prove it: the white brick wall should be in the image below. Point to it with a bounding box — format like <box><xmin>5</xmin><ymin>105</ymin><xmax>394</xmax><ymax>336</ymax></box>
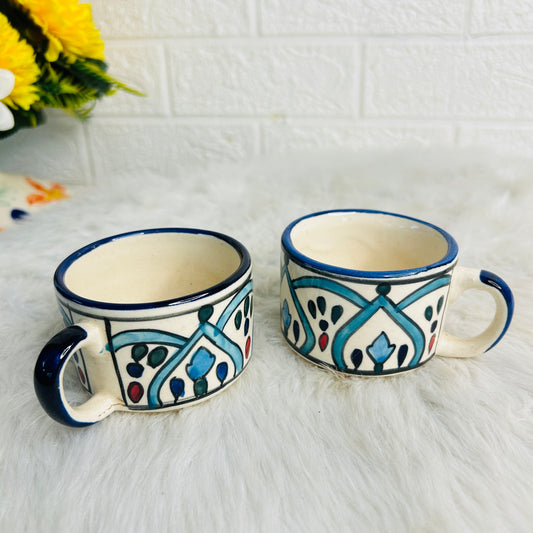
<box><xmin>259</xmin><ymin>0</ymin><xmax>466</xmax><ymax>35</ymax></box>
<box><xmin>168</xmin><ymin>44</ymin><xmax>358</xmax><ymax>116</ymax></box>
<box><xmin>1</xmin><ymin>0</ymin><xmax>532</xmax><ymax>184</ymax></box>
<box><xmin>364</xmin><ymin>42</ymin><xmax>533</xmax><ymax>119</ymax></box>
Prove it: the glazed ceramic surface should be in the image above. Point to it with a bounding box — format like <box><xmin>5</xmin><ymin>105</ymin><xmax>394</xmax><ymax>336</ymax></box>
<box><xmin>280</xmin><ymin>209</ymin><xmax>513</xmax><ymax>376</ymax></box>
<box><xmin>34</xmin><ymin>228</ymin><xmax>253</xmax><ymax>427</ymax></box>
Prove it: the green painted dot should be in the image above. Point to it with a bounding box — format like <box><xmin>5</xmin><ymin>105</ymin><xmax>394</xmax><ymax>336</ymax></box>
<box><xmin>198</xmin><ymin>305</ymin><xmax>213</xmax><ymax>323</ymax></box>
<box><xmin>425</xmin><ymin>306</ymin><xmax>433</xmax><ymax>321</ymax></box>
<box><xmin>376</xmin><ymin>283</ymin><xmax>391</xmax><ymax>296</ymax></box>
<box><xmin>131</xmin><ymin>343</ymin><xmax>148</xmax><ymax>361</ymax></box>
<box><xmin>194</xmin><ymin>377</ymin><xmax>208</xmax><ymax>397</ymax></box>
<box><xmin>317</xmin><ymin>296</ymin><xmax>326</xmax><ymax>315</ymax></box>
<box><xmin>437</xmin><ymin>296</ymin><xmax>444</xmax><ymax>314</ymax></box>
<box><xmin>147</xmin><ymin>346</ymin><xmax>168</xmax><ymax>368</ymax></box>
<box><xmin>234</xmin><ymin>310</ymin><xmax>243</xmax><ymax>330</ymax></box>
<box><xmin>244</xmin><ymin>295</ymin><xmax>250</xmax><ymax>316</ymax></box>
<box><xmin>307</xmin><ymin>300</ymin><xmax>317</xmax><ymax>319</ymax></box>
<box><xmin>331</xmin><ymin>305</ymin><xmax>344</xmax><ymax>324</ymax></box>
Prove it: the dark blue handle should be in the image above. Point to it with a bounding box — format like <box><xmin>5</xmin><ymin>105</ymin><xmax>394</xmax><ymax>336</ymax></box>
<box><xmin>34</xmin><ymin>325</ymin><xmax>94</xmax><ymax>428</ymax></box>
<box><xmin>480</xmin><ymin>270</ymin><xmax>514</xmax><ymax>351</ymax></box>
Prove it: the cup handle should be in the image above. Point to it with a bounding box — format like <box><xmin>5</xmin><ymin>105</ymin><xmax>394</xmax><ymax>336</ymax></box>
<box><xmin>437</xmin><ymin>267</ymin><xmax>514</xmax><ymax>358</ymax></box>
<box><xmin>34</xmin><ymin>322</ymin><xmax>121</xmax><ymax>427</ymax></box>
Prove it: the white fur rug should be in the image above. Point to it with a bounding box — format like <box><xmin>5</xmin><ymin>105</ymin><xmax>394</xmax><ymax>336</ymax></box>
<box><xmin>1</xmin><ymin>148</ymin><xmax>532</xmax><ymax>533</ymax></box>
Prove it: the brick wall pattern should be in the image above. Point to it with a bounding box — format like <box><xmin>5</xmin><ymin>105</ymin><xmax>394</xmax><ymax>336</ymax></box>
<box><xmin>0</xmin><ymin>0</ymin><xmax>532</xmax><ymax>183</ymax></box>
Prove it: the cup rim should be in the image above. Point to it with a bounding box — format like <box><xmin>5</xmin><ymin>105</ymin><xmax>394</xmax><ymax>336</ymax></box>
<box><xmin>54</xmin><ymin>228</ymin><xmax>251</xmax><ymax>311</ymax></box>
<box><xmin>281</xmin><ymin>209</ymin><xmax>458</xmax><ymax>279</ymax></box>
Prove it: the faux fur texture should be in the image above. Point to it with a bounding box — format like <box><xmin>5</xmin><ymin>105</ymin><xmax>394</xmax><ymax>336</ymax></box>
<box><xmin>0</xmin><ymin>148</ymin><xmax>532</xmax><ymax>533</ymax></box>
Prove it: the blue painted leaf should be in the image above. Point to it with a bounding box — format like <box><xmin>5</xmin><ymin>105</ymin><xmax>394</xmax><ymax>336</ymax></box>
<box><xmin>331</xmin><ymin>305</ymin><xmax>343</xmax><ymax>324</ymax></box>
<box><xmin>397</xmin><ymin>344</ymin><xmax>408</xmax><ymax>367</ymax></box>
<box><xmin>350</xmin><ymin>349</ymin><xmax>363</xmax><ymax>370</ymax></box>
<box><xmin>169</xmin><ymin>377</ymin><xmax>185</xmax><ymax>400</ymax></box>
<box><xmin>293</xmin><ymin>320</ymin><xmax>300</xmax><ymax>343</ymax></box>
<box><xmin>216</xmin><ymin>362</ymin><xmax>228</xmax><ymax>383</ymax></box>
<box><xmin>366</xmin><ymin>332</ymin><xmax>396</xmax><ymax>364</ymax></box>
<box><xmin>307</xmin><ymin>300</ymin><xmax>317</xmax><ymax>319</ymax></box>
<box><xmin>187</xmin><ymin>347</ymin><xmax>216</xmax><ymax>380</ymax></box>
<box><xmin>317</xmin><ymin>296</ymin><xmax>326</xmax><ymax>315</ymax></box>
<box><xmin>282</xmin><ymin>300</ymin><xmax>292</xmax><ymax>329</ymax></box>
<box><xmin>127</xmin><ymin>362</ymin><xmax>144</xmax><ymax>378</ymax></box>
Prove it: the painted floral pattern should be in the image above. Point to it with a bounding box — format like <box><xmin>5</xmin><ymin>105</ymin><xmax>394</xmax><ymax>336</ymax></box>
<box><xmin>280</xmin><ymin>253</ymin><xmax>450</xmax><ymax>375</ymax></box>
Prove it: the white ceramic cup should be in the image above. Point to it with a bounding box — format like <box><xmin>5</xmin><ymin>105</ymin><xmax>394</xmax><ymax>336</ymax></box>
<box><xmin>280</xmin><ymin>209</ymin><xmax>513</xmax><ymax>376</ymax></box>
<box><xmin>34</xmin><ymin>228</ymin><xmax>253</xmax><ymax>427</ymax></box>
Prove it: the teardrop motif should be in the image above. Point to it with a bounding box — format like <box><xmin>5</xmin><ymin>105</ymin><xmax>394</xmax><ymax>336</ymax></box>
<box><xmin>169</xmin><ymin>377</ymin><xmax>185</xmax><ymax>401</ymax></box>
<box><xmin>216</xmin><ymin>362</ymin><xmax>228</xmax><ymax>383</ymax></box>
<box><xmin>148</xmin><ymin>346</ymin><xmax>168</xmax><ymax>368</ymax></box>
<box><xmin>127</xmin><ymin>382</ymin><xmax>144</xmax><ymax>403</ymax></box>
<box><xmin>350</xmin><ymin>349</ymin><xmax>363</xmax><ymax>370</ymax></box>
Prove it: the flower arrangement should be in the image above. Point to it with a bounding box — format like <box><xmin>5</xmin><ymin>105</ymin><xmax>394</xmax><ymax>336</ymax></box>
<box><xmin>0</xmin><ymin>0</ymin><xmax>139</xmax><ymax>137</ymax></box>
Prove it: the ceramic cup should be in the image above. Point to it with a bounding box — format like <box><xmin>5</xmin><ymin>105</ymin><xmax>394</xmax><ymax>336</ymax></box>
<box><xmin>34</xmin><ymin>228</ymin><xmax>253</xmax><ymax>427</ymax></box>
<box><xmin>280</xmin><ymin>209</ymin><xmax>513</xmax><ymax>376</ymax></box>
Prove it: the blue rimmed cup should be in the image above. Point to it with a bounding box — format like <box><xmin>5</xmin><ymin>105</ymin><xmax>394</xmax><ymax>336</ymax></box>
<box><xmin>34</xmin><ymin>228</ymin><xmax>253</xmax><ymax>427</ymax></box>
<box><xmin>280</xmin><ymin>209</ymin><xmax>513</xmax><ymax>376</ymax></box>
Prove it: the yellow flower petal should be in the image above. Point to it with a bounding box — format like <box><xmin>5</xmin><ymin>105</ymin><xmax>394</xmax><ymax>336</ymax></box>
<box><xmin>0</xmin><ymin>13</ymin><xmax>40</xmax><ymax>111</ymax></box>
<box><xmin>16</xmin><ymin>0</ymin><xmax>105</xmax><ymax>62</ymax></box>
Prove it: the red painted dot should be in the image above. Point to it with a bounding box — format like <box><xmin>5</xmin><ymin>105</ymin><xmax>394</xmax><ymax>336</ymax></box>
<box><xmin>127</xmin><ymin>382</ymin><xmax>144</xmax><ymax>403</ymax></box>
<box><xmin>77</xmin><ymin>367</ymin><xmax>86</xmax><ymax>384</ymax></box>
<box><xmin>429</xmin><ymin>334</ymin><xmax>436</xmax><ymax>352</ymax></box>
<box><xmin>319</xmin><ymin>333</ymin><xmax>329</xmax><ymax>351</ymax></box>
<box><xmin>245</xmin><ymin>336</ymin><xmax>251</xmax><ymax>359</ymax></box>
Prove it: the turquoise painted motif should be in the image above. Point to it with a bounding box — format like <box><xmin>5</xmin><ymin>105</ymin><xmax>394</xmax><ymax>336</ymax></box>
<box><xmin>106</xmin><ymin>280</ymin><xmax>253</xmax><ymax>409</ymax></box>
<box><xmin>281</xmin><ymin>259</ymin><xmax>450</xmax><ymax>375</ymax></box>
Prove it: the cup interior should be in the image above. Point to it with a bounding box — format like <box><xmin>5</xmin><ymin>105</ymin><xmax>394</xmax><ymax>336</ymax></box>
<box><xmin>57</xmin><ymin>230</ymin><xmax>246</xmax><ymax>306</ymax></box>
<box><xmin>286</xmin><ymin>210</ymin><xmax>456</xmax><ymax>274</ymax></box>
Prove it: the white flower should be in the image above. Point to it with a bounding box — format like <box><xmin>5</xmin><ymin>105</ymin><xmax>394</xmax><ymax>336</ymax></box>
<box><xmin>0</xmin><ymin>69</ymin><xmax>15</xmax><ymax>131</ymax></box>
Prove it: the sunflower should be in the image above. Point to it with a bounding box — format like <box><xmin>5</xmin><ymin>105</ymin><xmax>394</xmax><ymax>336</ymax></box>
<box><xmin>15</xmin><ymin>0</ymin><xmax>104</xmax><ymax>63</ymax></box>
<box><xmin>0</xmin><ymin>11</ymin><xmax>40</xmax><ymax>110</ymax></box>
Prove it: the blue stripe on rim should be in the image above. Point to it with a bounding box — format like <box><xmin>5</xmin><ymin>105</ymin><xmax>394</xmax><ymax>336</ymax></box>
<box><xmin>54</xmin><ymin>228</ymin><xmax>251</xmax><ymax>311</ymax></box>
<box><xmin>281</xmin><ymin>209</ymin><xmax>458</xmax><ymax>279</ymax></box>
